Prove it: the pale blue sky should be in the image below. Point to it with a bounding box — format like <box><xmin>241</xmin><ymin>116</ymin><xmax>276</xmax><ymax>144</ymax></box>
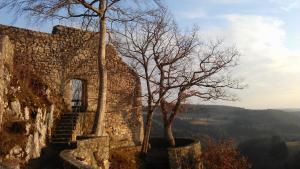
<box><xmin>0</xmin><ymin>0</ymin><xmax>299</xmax><ymax>109</ymax></box>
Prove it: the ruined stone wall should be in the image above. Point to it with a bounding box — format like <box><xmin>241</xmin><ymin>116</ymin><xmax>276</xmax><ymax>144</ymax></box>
<box><xmin>0</xmin><ymin>24</ymin><xmax>144</xmax><ymax>147</ymax></box>
<box><xmin>0</xmin><ymin>36</ymin><xmax>13</xmax><ymax>130</ymax></box>
<box><xmin>0</xmin><ymin>25</ymin><xmax>99</xmax><ymax>111</ymax></box>
<box><xmin>60</xmin><ymin>136</ymin><xmax>110</xmax><ymax>169</ymax></box>
<box><xmin>168</xmin><ymin>140</ymin><xmax>203</xmax><ymax>169</ymax></box>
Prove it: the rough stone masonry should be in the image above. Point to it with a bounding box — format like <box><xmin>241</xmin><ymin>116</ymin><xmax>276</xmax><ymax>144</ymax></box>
<box><xmin>0</xmin><ymin>24</ymin><xmax>144</xmax><ymax>148</ymax></box>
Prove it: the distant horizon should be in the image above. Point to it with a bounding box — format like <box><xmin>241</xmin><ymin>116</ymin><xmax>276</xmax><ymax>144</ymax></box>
<box><xmin>143</xmin><ymin>103</ymin><xmax>300</xmax><ymax>111</ymax></box>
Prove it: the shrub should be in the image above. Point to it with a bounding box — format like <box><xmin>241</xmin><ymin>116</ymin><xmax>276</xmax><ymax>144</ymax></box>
<box><xmin>201</xmin><ymin>139</ymin><xmax>251</xmax><ymax>169</ymax></box>
<box><xmin>109</xmin><ymin>149</ymin><xmax>145</xmax><ymax>169</ymax></box>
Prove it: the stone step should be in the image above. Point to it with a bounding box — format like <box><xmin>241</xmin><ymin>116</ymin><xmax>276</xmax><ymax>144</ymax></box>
<box><xmin>55</xmin><ymin>123</ymin><xmax>75</xmax><ymax>127</ymax></box>
<box><xmin>59</xmin><ymin>117</ymin><xmax>77</xmax><ymax>121</ymax></box>
<box><xmin>60</xmin><ymin>115</ymin><xmax>77</xmax><ymax>118</ymax></box>
<box><xmin>57</xmin><ymin>123</ymin><xmax>76</xmax><ymax>127</ymax></box>
<box><xmin>55</xmin><ymin>126</ymin><xmax>75</xmax><ymax>130</ymax></box>
<box><xmin>60</xmin><ymin>115</ymin><xmax>78</xmax><ymax>119</ymax></box>
<box><xmin>60</xmin><ymin>113</ymin><xmax>78</xmax><ymax>116</ymax></box>
<box><xmin>51</xmin><ymin>141</ymin><xmax>76</xmax><ymax>146</ymax></box>
<box><xmin>58</xmin><ymin>120</ymin><xmax>77</xmax><ymax>124</ymax></box>
<box><xmin>51</xmin><ymin>112</ymin><xmax>79</xmax><ymax>144</ymax></box>
<box><xmin>52</xmin><ymin>133</ymin><xmax>72</xmax><ymax>137</ymax></box>
<box><xmin>57</xmin><ymin>122</ymin><xmax>76</xmax><ymax>126</ymax></box>
<box><xmin>54</xmin><ymin>129</ymin><xmax>73</xmax><ymax>134</ymax></box>
<box><xmin>52</xmin><ymin>138</ymin><xmax>71</xmax><ymax>141</ymax></box>
<box><xmin>60</xmin><ymin>116</ymin><xmax>77</xmax><ymax>119</ymax></box>
<box><xmin>52</xmin><ymin>137</ymin><xmax>71</xmax><ymax>142</ymax></box>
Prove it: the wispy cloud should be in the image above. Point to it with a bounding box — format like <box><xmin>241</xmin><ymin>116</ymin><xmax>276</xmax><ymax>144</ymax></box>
<box><xmin>269</xmin><ymin>0</ymin><xmax>300</xmax><ymax>11</ymax></box>
<box><xmin>201</xmin><ymin>15</ymin><xmax>300</xmax><ymax>109</ymax></box>
<box><xmin>177</xmin><ymin>10</ymin><xmax>207</xmax><ymax>19</ymax></box>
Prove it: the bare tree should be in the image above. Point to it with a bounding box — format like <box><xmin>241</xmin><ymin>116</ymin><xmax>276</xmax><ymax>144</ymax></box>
<box><xmin>0</xmin><ymin>0</ymin><xmax>160</xmax><ymax>136</ymax></box>
<box><xmin>113</xmin><ymin>9</ymin><xmax>243</xmax><ymax>148</ymax></box>
<box><xmin>112</xmin><ymin>9</ymin><xmax>172</xmax><ymax>153</ymax></box>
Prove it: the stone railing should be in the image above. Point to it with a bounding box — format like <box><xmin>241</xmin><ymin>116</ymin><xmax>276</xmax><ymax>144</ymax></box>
<box><xmin>168</xmin><ymin>138</ymin><xmax>203</xmax><ymax>169</ymax></box>
<box><xmin>60</xmin><ymin>136</ymin><xmax>109</xmax><ymax>169</ymax></box>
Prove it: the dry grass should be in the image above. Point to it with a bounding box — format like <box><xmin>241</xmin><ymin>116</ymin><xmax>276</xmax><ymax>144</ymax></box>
<box><xmin>109</xmin><ymin>148</ymin><xmax>145</xmax><ymax>169</ymax></box>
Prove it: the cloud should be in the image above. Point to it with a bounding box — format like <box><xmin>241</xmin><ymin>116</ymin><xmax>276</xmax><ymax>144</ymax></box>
<box><xmin>177</xmin><ymin>10</ymin><xmax>207</xmax><ymax>19</ymax></box>
<box><xmin>269</xmin><ymin>0</ymin><xmax>300</xmax><ymax>11</ymax></box>
<box><xmin>201</xmin><ymin>15</ymin><xmax>300</xmax><ymax>109</ymax></box>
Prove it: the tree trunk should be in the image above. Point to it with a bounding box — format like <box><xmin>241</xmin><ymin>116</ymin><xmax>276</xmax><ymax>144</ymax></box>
<box><xmin>94</xmin><ymin>0</ymin><xmax>107</xmax><ymax>136</ymax></box>
<box><xmin>164</xmin><ymin>123</ymin><xmax>175</xmax><ymax>147</ymax></box>
<box><xmin>141</xmin><ymin>109</ymin><xmax>154</xmax><ymax>154</ymax></box>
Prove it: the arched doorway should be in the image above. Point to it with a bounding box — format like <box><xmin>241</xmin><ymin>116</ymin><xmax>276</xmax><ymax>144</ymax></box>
<box><xmin>71</xmin><ymin>79</ymin><xmax>87</xmax><ymax>112</ymax></box>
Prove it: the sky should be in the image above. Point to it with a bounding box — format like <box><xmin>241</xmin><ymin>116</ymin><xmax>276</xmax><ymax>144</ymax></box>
<box><xmin>0</xmin><ymin>0</ymin><xmax>299</xmax><ymax>109</ymax></box>
<box><xmin>165</xmin><ymin>0</ymin><xmax>300</xmax><ymax>109</ymax></box>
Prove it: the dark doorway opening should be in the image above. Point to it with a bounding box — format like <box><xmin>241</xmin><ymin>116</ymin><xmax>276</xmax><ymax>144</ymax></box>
<box><xmin>71</xmin><ymin>79</ymin><xmax>87</xmax><ymax>112</ymax></box>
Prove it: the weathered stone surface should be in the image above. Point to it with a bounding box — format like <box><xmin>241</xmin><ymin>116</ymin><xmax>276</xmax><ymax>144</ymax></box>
<box><xmin>0</xmin><ymin>25</ymin><xmax>146</xmax><ymax>169</ymax></box>
<box><xmin>168</xmin><ymin>139</ymin><xmax>203</xmax><ymax>169</ymax></box>
<box><xmin>0</xmin><ymin>35</ymin><xmax>13</xmax><ymax>130</ymax></box>
<box><xmin>25</xmin><ymin>105</ymin><xmax>54</xmax><ymax>160</ymax></box>
<box><xmin>0</xmin><ymin>162</ymin><xmax>20</xmax><ymax>169</ymax></box>
<box><xmin>24</xmin><ymin>107</ymin><xmax>30</xmax><ymax>121</ymax></box>
<box><xmin>60</xmin><ymin>136</ymin><xmax>110</xmax><ymax>169</ymax></box>
<box><xmin>6</xmin><ymin>145</ymin><xmax>24</xmax><ymax>160</ymax></box>
<box><xmin>0</xmin><ymin>24</ymin><xmax>144</xmax><ymax>148</ymax></box>
<box><xmin>0</xmin><ymin>36</ymin><xmax>56</xmax><ymax>166</ymax></box>
<box><xmin>10</xmin><ymin>100</ymin><xmax>22</xmax><ymax>119</ymax></box>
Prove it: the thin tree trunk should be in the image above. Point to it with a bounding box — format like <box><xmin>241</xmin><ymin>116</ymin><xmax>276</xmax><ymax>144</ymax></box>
<box><xmin>94</xmin><ymin>0</ymin><xmax>107</xmax><ymax>136</ymax></box>
<box><xmin>141</xmin><ymin>109</ymin><xmax>154</xmax><ymax>154</ymax></box>
<box><xmin>141</xmin><ymin>63</ymin><xmax>154</xmax><ymax>154</ymax></box>
<box><xmin>160</xmin><ymin>100</ymin><xmax>175</xmax><ymax>147</ymax></box>
<box><xmin>164</xmin><ymin>123</ymin><xmax>175</xmax><ymax>147</ymax></box>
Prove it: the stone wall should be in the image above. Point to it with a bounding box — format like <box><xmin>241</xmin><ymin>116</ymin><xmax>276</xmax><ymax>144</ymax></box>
<box><xmin>75</xmin><ymin>112</ymin><xmax>96</xmax><ymax>136</ymax></box>
<box><xmin>0</xmin><ymin>24</ymin><xmax>144</xmax><ymax>147</ymax></box>
<box><xmin>168</xmin><ymin>139</ymin><xmax>203</xmax><ymax>169</ymax></box>
<box><xmin>0</xmin><ymin>36</ymin><xmax>13</xmax><ymax>130</ymax></box>
<box><xmin>60</xmin><ymin>136</ymin><xmax>109</xmax><ymax>169</ymax></box>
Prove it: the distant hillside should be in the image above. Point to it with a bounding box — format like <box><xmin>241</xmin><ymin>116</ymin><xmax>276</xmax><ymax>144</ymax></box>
<box><xmin>145</xmin><ymin>105</ymin><xmax>300</xmax><ymax>143</ymax></box>
<box><xmin>281</xmin><ymin>108</ymin><xmax>300</xmax><ymax>112</ymax></box>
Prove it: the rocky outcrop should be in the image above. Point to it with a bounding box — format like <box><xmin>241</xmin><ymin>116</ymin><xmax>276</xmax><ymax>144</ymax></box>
<box><xmin>0</xmin><ymin>36</ymin><xmax>56</xmax><ymax>168</ymax></box>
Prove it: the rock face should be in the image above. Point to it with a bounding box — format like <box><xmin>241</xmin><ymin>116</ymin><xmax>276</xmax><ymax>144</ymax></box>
<box><xmin>25</xmin><ymin>106</ymin><xmax>54</xmax><ymax>161</ymax></box>
<box><xmin>0</xmin><ymin>36</ymin><xmax>55</xmax><ymax>167</ymax></box>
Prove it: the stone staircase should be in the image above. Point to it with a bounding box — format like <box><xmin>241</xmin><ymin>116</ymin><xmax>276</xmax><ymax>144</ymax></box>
<box><xmin>51</xmin><ymin>112</ymin><xmax>79</xmax><ymax>145</ymax></box>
